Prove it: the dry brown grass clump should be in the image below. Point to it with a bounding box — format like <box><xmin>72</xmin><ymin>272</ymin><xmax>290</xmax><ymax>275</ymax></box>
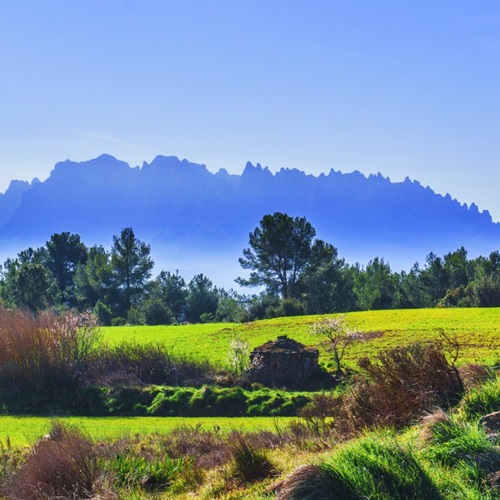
<box><xmin>0</xmin><ymin>308</ymin><xmax>98</xmax><ymax>394</ymax></box>
<box><xmin>5</xmin><ymin>422</ymin><xmax>99</xmax><ymax>499</ymax></box>
<box><xmin>274</xmin><ymin>464</ymin><xmax>334</xmax><ymax>500</ymax></box>
<box><xmin>458</xmin><ymin>363</ymin><xmax>493</xmax><ymax>390</ymax></box>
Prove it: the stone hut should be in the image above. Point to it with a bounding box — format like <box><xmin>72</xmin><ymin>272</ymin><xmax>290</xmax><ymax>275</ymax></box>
<box><xmin>247</xmin><ymin>335</ymin><xmax>319</xmax><ymax>388</ymax></box>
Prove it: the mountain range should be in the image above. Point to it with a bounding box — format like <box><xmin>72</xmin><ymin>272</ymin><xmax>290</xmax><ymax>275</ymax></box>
<box><xmin>1</xmin><ymin>154</ymin><xmax>498</xmax><ymax>287</ymax></box>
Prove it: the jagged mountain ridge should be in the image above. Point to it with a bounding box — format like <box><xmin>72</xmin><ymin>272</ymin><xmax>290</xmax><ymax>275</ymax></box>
<box><xmin>0</xmin><ymin>154</ymin><xmax>498</xmax><ymax>279</ymax></box>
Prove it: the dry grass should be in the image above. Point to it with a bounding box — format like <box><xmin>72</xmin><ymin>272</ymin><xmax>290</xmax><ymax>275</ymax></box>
<box><xmin>5</xmin><ymin>422</ymin><xmax>99</xmax><ymax>499</ymax></box>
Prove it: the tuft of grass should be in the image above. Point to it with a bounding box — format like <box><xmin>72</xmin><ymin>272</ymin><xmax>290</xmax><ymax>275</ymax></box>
<box><xmin>105</xmin><ymin>454</ymin><xmax>188</xmax><ymax>491</ymax></box>
<box><xmin>459</xmin><ymin>375</ymin><xmax>500</xmax><ymax>420</ymax></box>
<box><xmin>278</xmin><ymin>434</ymin><xmax>440</xmax><ymax>500</ymax></box>
<box><xmin>228</xmin><ymin>432</ymin><xmax>277</xmax><ymax>485</ymax></box>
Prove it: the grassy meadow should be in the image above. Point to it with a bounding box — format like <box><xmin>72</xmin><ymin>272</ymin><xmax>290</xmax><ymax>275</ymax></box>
<box><xmin>0</xmin><ymin>416</ymin><xmax>295</xmax><ymax>447</ymax></box>
<box><xmin>101</xmin><ymin>307</ymin><xmax>500</xmax><ymax>369</ymax></box>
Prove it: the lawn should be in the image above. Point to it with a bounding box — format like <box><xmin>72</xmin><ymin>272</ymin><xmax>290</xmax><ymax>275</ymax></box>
<box><xmin>0</xmin><ymin>416</ymin><xmax>296</xmax><ymax>447</ymax></box>
<box><xmin>100</xmin><ymin>308</ymin><xmax>500</xmax><ymax>369</ymax></box>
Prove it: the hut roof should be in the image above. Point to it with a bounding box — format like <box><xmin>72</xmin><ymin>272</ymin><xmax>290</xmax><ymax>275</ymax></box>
<box><xmin>252</xmin><ymin>335</ymin><xmax>317</xmax><ymax>354</ymax></box>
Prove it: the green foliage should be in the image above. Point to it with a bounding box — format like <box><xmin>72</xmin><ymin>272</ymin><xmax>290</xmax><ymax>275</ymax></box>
<box><xmin>423</xmin><ymin>418</ymin><xmax>495</xmax><ymax>468</ymax></box>
<box><xmin>280</xmin><ymin>434</ymin><xmax>440</xmax><ymax>499</ymax></box>
<box><xmin>185</xmin><ymin>274</ymin><xmax>219</xmax><ymax>323</ymax></box>
<box><xmin>237</xmin><ymin>212</ymin><xmax>323</xmax><ymax>299</ymax></box>
<box><xmin>459</xmin><ymin>375</ymin><xmax>500</xmax><ymax>420</ymax></box>
<box><xmin>107</xmin><ymin>453</ymin><xmax>188</xmax><ymax>490</ymax></box>
<box><xmin>93</xmin><ymin>300</ymin><xmax>112</xmax><ymax>326</ymax></box>
<box><xmin>45</xmin><ymin>232</ymin><xmax>88</xmax><ymax>307</ymax></box>
<box><xmin>110</xmin><ymin>227</ymin><xmax>154</xmax><ymax>316</ymax></box>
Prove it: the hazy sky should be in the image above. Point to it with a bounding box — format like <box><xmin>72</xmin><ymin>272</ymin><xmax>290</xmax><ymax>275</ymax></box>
<box><xmin>1</xmin><ymin>2</ymin><xmax>500</xmax><ymax>218</ymax></box>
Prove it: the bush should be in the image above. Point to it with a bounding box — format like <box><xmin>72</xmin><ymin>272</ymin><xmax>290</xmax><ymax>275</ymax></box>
<box><xmin>340</xmin><ymin>342</ymin><xmax>464</xmax><ymax>431</ymax></box>
<box><xmin>6</xmin><ymin>422</ymin><xmax>98</xmax><ymax>499</ymax></box>
<box><xmin>86</xmin><ymin>343</ymin><xmax>218</xmax><ymax>388</ymax></box>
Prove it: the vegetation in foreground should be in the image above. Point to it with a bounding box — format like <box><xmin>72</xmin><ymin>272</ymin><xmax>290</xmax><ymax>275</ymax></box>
<box><xmin>0</xmin><ymin>350</ymin><xmax>498</xmax><ymax>498</ymax></box>
<box><xmin>0</xmin><ymin>297</ymin><xmax>499</xmax><ymax>496</ymax></box>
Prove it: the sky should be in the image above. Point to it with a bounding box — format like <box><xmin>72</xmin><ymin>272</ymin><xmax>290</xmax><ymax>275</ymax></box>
<box><xmin>1</xmin><ymin>1</ymin><xmax>500</xmax><ymax>219</ymax></box>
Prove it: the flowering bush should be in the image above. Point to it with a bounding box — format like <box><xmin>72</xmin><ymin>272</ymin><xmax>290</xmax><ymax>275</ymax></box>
<box><xmin>228</xmin><ymin>335</ymin><xmax>250</xmax><ymax>375</ymax></box>
<box><xmin>310</xmin><ymin>315</ymin><xmax>363</xmax><ymax>373</ymax></box>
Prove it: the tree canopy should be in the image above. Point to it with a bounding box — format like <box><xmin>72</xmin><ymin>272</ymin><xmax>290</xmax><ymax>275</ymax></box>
<box><xmin>237</xmin><ymin>212</ymin><xmax>320</xmax><ymax>299</ymax></box>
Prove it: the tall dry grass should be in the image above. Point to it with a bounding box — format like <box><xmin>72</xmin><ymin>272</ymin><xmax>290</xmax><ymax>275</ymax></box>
<box><xmin>0</xmin><ymin>308</ymin><xmax>98</xmax><ymax>394</ymax></box>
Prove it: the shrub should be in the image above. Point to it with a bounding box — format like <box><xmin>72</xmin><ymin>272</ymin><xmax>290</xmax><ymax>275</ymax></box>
<box><xmin>6</xmin><ymin>422</ymin><xmax>98</xmax><ymax>499</ymax></box>
<box><xmin>93</xmin><ymin>300</ymin><xmax>112</xmax><ymax>326</ymax></box>
<box><xmin>341</xmin><ymin>342</ymin><xmax>464</xmax><ymax>431</ymax></box>
<box><xmin>162</xmin><ymin>425</ymin><xmax>231</xmax><ymax>469</ymax></box>
<box><xmin>299</xmin><ymin>392</ymin><xmax>339</xmax><ymax>436</ymax></box>
<box><xmin>86</xmin><ymin>343</ymin><xmax>218</xmax><ymax>388</ymax></box>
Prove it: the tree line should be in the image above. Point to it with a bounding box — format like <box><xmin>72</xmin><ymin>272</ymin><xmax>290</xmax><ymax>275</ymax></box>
<box><xmin>1</xmin><ymin>213</ymin><xmax>499</xmax><ymax>324</ymax></box>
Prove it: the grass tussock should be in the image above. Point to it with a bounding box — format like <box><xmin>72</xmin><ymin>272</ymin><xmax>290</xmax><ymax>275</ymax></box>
<box><xmin>227</xmin><ymin>432</ymin><xmax>277</xmax><ymax>485</ymax></box>
<box><xmin>277</xmin><ymin>434</ymin><xmax>441</xmax><ymax>500</ymax></box>
<box><xmin>459</xmin><ymin>375</ymin><xmax>500</xmax><ymax>420</ymax></box>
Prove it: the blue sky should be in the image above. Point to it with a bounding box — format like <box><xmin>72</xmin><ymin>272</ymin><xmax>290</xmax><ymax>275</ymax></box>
<box><xmin>1</xmin><ymin>1</ymin><xmax>500</xmax><ymax>219</ymax></box>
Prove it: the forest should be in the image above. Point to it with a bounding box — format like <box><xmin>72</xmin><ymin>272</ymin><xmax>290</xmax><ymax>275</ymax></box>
<box><xmin>1</xmin><ymin>212</ymin><xmax>499</xmax><ymax>326</ymax></box>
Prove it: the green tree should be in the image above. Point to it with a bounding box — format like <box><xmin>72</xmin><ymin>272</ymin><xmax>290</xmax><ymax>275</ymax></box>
<box><xmin>353</xmin><ymin>258</ymin><xmax>398</xmax><ymax>310</ymax></box>
<box><xmin>237</xmin><ymin>212</ymin><xmax>320</xmax><ymax>299</ymax></box>
<box><xmin>149</xmin><ymin>270</ymin><xmax>188</xmax><ymax>322</ymax></box>
<box><xmin>0</xmin><ymin>248</ymin><xmax>55</xmax><ymax>313</ymax></box>
<box><xmin>74</xmin><ymin>245</ymin><xmax>113</xmax><ymax>310</ymax></box>
<box><xmin>420</xmin><ymin>252</ymin><xmax>449</xmax><ymax>305</ymax></box>
<box><xmin>111</xmin><ymin>228</ymin><xmax>154</xmax><ymax>316</ymax></box>
<box><xmin>300</xmin><ymin>241</ymin><xmax>354</xmax><ymax>313</ymax></box>
<box><xmin>45</xmin><ymin>232</ymin><xmax>88</xmax><ymax>307</ymax></box>
<box><xmin>185</xmin><ymin>274</ymin><xmax>219</xmax><ymax>323</ymax></box>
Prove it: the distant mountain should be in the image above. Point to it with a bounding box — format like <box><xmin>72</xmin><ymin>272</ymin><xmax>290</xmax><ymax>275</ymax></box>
<box><xmin>1</xmin><ymin>154</ymin><xmax>499</xmax><ymax>286</ymax></box>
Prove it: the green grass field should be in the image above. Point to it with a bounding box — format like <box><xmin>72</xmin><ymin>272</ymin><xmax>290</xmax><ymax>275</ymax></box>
<box><xmin>101</xmin><ymin>308</ymin><xmax>500</xmax><ymax>368</ymax></box>
<box><xmin>0</xmin><ymin>416</ymin><xmax>296</xmax><ymax>447</ymax></box>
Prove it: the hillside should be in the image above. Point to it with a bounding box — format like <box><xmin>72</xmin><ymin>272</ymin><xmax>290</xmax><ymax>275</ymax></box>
<box><xmin>1</xmin><ymin>155</ymin><xmax>499</xmax><ymax>284</ymax></box>
<box><xmin>101</xmin><ymin>308</ymin><xmax>500</xmax><ymax>368</ymax></box>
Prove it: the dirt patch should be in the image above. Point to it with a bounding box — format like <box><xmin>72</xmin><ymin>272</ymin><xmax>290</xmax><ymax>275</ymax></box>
<box><xmin>360</xmin><ymin>331</ymin><xmax>385</xmax><ymax>341</ymax></box>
